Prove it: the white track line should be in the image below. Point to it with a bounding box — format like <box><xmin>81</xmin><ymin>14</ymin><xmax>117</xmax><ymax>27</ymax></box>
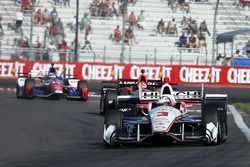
<box><xmin>228</xmin><ymin>105</ymin><xmax>250</xmax><ymax>142</ymax></box>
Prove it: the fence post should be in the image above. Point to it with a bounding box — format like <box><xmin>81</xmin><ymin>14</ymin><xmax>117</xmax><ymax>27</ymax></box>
<box><xmin>129</xmin><ymin>46</ymin><xmax>131</xmax><ymax>64</ymax></box>
<box><xmin>93</xmin><ymin>51</ymin><xmax>96</xmax><ymax>62</ymax></box>
<box><xmin>154</xmin><ymin>48</ymin><xmax>157</xmax><ymax>65</ymax></box>
<box><xmin>205</xmin><ymin>47</ymin><xmax>208</xmax><ymax>65</ymax></box>
<box><xmin>196</xmin><ymin>56</ymin><xmax>199</xmax><ymax>65</ymax></box>
<box><xmin>145</xmin><ymin>50</ymin><xmax>148</xmax><ymax>64</ymax></box>
<box><xmin>179</xmin><ymin>49</ymin><xmax>182</xmax><ymax>65</ymax></box>
<box><xmin>103</xmin><ymin>46</ymin><xmax>106</xmax><ymax>63</ymax></box>
<box><xmin>0</xmin><ymin>40</ymin><xmax>2</xmax><ymax>58</ymax></box>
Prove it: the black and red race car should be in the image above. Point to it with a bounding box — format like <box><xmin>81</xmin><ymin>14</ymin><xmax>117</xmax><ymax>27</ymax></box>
<box><xmin>99</xmin><ymin>75</ymin><xmax>165</xmax><ymax>115</ymax></box>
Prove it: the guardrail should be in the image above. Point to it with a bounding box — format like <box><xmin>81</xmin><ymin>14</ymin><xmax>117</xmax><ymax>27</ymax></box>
<box><xmin>0</xmin><ymin>46</ymin><xmax>211</xmax><ymax>65</ymax></box>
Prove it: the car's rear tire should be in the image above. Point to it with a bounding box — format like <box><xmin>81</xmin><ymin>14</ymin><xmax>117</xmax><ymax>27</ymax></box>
<box><xmin>24</xmin><ymin>79</ymin><xmax>35</xmax><ymax>98</ymax></box>
<box><xmin>78</xmin><ymin>80</ymin><xmax>88</xmax><ymax>101</ymax></box>
<box><xmin>104</xmin><ymin>90</ymin><xmax>122</xmax><ymax>147</ymax></box>
<box><xmin>100</xmin><ymin>86</ymin><xmax>117</xmax><ymax>115</ymax></box>
<box><xmin>202</xmin><ymin>102</ymin><xmax>227</xmax><ymax>145</ymax></box>
<box><xmin>16</xmin><ymin>83</ymin><xmax>21</xmax><ymax>98</ymax></box>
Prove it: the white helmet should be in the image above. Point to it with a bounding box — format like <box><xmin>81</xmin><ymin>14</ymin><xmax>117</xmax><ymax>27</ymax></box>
<box><xmin>158</xmin><ymin>94</ymin><xmax>176</xmax><ymax>106</ymax></box>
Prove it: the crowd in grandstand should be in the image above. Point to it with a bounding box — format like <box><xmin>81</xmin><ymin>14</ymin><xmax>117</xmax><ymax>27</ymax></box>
<box><xmin>0</xmin><ymin>0</ymin><xmax>249</xmax><ymax>65</ymax></box>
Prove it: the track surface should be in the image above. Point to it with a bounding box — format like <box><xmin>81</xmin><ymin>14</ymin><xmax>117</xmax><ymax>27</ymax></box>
<box><xmin>0</xmin><ymin>81</ymin><xmax>250</xmax><ymax>167</ymax></box>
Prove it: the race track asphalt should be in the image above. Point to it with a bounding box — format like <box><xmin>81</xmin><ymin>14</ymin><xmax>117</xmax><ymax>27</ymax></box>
<box><xmin>0</xmin><ymin>80</ymin><xmax>250</xmax><ymax>167</ymax></box>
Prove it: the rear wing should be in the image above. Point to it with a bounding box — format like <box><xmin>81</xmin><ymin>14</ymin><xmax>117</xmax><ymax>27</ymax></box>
<box><xmin>204</xmin><ymin>94</ymin><xmax>228</xmax><ymax>104</ymax></box>
<box><xmin>117</xmin><ymin>79</ymin><xmax>163</xmax><ymax>88</ymax></box>
<box><xmin>174</xmin><ymin>91</ymin><xmax>203</xmax><ymax>102</ymax></box>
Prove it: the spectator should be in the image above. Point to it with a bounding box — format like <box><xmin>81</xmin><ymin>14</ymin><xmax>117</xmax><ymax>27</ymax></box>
<box><xmin>48</xmin><ymin>41</ymin><xmax>57</xmax><ymax>61</ymax></box>
<box><xmin>128</xmin><ymin>11</ymin><xmax>137</xmax><ymax>28</ymax></box>
<box><xmin>187</xmin><ymin>33</ymin><xmax>197</xmax><ymax>48</ymax></box>
<box><xmin>50</xmin><ymin>7</ymin><xmax>58</xmax><ymax>23</ymax></box>
<box><xmin>50</xmin><ymin>23</ymin><xmax>58</xmax><ymax>36</ymax></box>
<box><xmin>222</xmin><ymin>55</ymin><xmax>232</xmax><ymax>66</ymax></box>
<box><xmin>68</xmin><ymin>41</ymin><xmax>75</xmax><ymax>62</ymax></box>
<box><xmin>137</xmin><ymin>10</ymin><xmax>145</xmax><ymax>30</ymax></box>
<box><xmin>119</xmin><ymin>0</ymin><xmax>128</xmax><ymax>16</ymax></box>
<box><xmin>22</xmin><ymin>0</ymin><xmax>32</xmax><ymax>12</ymax></box>
<box><xmin>0</xmin><ymin>15</ymin><xmax>4</xmax><ymax>40</ymax></box>
<box><xmin>90</xmin><ymin>0</ymin><xmax>99</xmax><ymax>17</ymax></box>
<box><xmin>55</xmin><ymin>17</ymin><xmax>64</xmax><ymax>29</ymax></box>
<box><xmin>130</xmin><ymin>0</ymin><xmax>137</xmax><ymax>5</ymax></box>
<box><xmin>168</xmin><ymin>0</ymin><xmax>177</xmax><ymax>12</ymax></box>
<box><xmin>58</xmin><ymin>0</ymin><xmax>63</xmax><ymax>7</ymax></box>
<box><xmin>157</xmin><ymin>19</ymin><xmax>165</xmax><ymax>34</ymax></box>
<box><xmin>243</xmin><ymin>40</ymin><xmax>250</xmax><ymax>57</ymax></box>
<box><xmin>180</xmin><ymin>16</ymin><xmax>189</xmax><ymax>30</ymax></box>
<box><xmin>188</xmin><ymin>19</ymin><xmax>198</xmax><ymax>34</ymax></box>
<box><xmin>177</xmin><ymin>32</ymin><xmax>187</xmax><ymax>47</ymax></box>
<box><xmin>178</xmin><ymin>0</ymin><xmax>190</xmax><ymax>14</ymax></box>
<box><xmin>166</xmin><ymin>18</ymin><xmax>178</xmax><ymax>35</ymax></box>
<box><xmin>35</xmin><ymin>38</ymin><xmax>43</xmax><ymax>60</ymax></box>
<box><xmin>53</xmin><ymin>0</ymin><xmax>58</xmax><ymax>6</ymax></box>
<box><xmin>215</xmin><ymin>53</ymin><xmax>224</xmax><ymax>66</ymax></box>
<box><xmin>199</xmin><ymin>20</ymin><xmax>210</xmax><ymax>36</ymax></box>
<box><xmin>20</xmin><ymin>37</ymin><xmax>30</xmax><ymax>60</ymax></box>
<box><xmin>71</xmin><ymin>16</ymin><xmax>76</xmax><ymax>32</ymax></box>
<box><xmin>198</xmin><ymin>33</ymin><xmax>207</xmax><ymax>48</ymax></box>
<box><xmin>82</xmin><ymin>31</ymin><xmax>93</xmax><ymax>50</ymax></box>
<box><xmin>63</xmin><ymin>0</ymin><xmax>70</xmax><ymax>7</ymax></box>
<box><xmin>98</xmin><ymin>0</ymin><xmax>106</xmax><ymax>17</ymax></box>
<box><xmin>80</xmin><ymin>13</ymin><xmax>92</xmax><ymax>32</ymax></box>
<box><xmin>15</xmin><ymin>8</ymin><xmax>24</xmax><ymax>33</ymax></box>
<box><xmin>234</xmin><ymin>49</ymin><xmax>242</xmax><ymax>57</ymax></box>
<box><xmin>114</xmin><ymin>25</ymin><xmax>121</xmax><ymax>43</ymax></box>
<box><xmin>42</xmin><ymin>9</ymin><xmax>51</xmax><ymax>25</ymax></box>
<box><xmin>109</xmin><ymin>2</ymin><xmax>119</xmax><ymax>18</ymax></box>
<box><xmin>59</xmin><ymin>41</ymin><xmax>68</xmax><ymax>61</ymax></box>
<box><xmin>105</xmin><ymin>0</ymin><xmax>111</xmax><ymax>17</ymax></box>
<box><xmin>34</xmin><ymin>9</ymin><xmax>43</xmax><ymax>25</ymax></box>
<box><xmin>55</xmin><ymin>32</ymin><xmax>64</xmax><ymax>48</ymax></box>
<box><xmin>239</xmin><ymin>0</ymin><xmax>246</xmax><ymax>8</ymax></box>
<box><xmin>125</xmin><ymin>25</ymin><xmax>137</xmax><ymax>44</ymax></box>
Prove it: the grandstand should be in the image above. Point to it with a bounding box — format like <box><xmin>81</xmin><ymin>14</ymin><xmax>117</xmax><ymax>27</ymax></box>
<box><xmin>0</xmin><ymin>0</ymin><xmax>249</xmax><ymax>64</ymax></box>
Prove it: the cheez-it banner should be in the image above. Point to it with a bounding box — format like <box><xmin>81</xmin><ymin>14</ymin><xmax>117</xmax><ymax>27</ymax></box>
<box><xmin>0</xmin><ymin>60</ymin><xmax>250</xmax><ymax>86</ymax></box>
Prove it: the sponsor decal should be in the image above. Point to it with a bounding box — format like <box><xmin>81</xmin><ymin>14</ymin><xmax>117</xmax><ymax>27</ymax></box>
<box><xmin>1</xmin><ymin>60</ymin><xmax>250</xmax><ymax>86</ymax></box>
<box><xmin>119</xmin><ymin>108</ymin><xmax>132</xmax><ymax>112</ymax></box>
<box><xmin>227</xmin><ymin>68</ymin><xmax>250</xmax><ymax>84</ymax></box>
<box><xmin>157</xmin><ymin>112</ymin><xmax>169</xmax><ymax>117</ymax></box>
<box><xmin>179</xmin><ymin>67</ymin><xmax>221</xmax><ymax>83</ymax></box>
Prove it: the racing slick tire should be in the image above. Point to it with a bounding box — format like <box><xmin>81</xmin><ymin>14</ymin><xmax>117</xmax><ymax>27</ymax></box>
<box><xmin>77</xmin><ymin>80</ymin><xmax>88</xmax><ymax>101</ymax></box>
<box><xmin>103</xmin><ymin>90</ymin><xmax>122</xmax><ymax>147</ymax></box>
<box><xmin>16</xmin><ymin>83</ymin><xmax>21</xmax><ymax>98</ymax></box>
<box><xmin>24</xmin><ymin>79</ymin><xmax>35</xmax><ymax>98</ymax></box>
<box><xmin>100</xmin><ymin>86</ymin><xmax>117</xmax><ymax>115</ymax></box>
<box><xmin>202</xmin><ymin>102</ymin><xmax>228</xmax><ymax>145</ymax></box>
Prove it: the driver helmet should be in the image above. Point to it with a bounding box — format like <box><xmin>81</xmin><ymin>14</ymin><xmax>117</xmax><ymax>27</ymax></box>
<box><xmin>49</xmin><ymin>73</ymin><xmax>57</xmax><ymax>78</ymax></box>
<box><xmin>158</xmin><ymin>96</ymin><xmax>170</xmax><ymax>105</ymax></box>
<box><xmin>140</xmin><ymin>81</ymin><xmax>147</xmax><ymax>89</ymax></box>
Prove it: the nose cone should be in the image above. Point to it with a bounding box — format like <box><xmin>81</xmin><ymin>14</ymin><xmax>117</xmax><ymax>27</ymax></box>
<box><xmin>150</xmin><ymin>106</ymin><xmax>181</xmax><ymax>133</ymax></box>
<box><xmin>51</xmin><ymin>80</ymin><xmax>63</xmax><ymax>93</ymax></box>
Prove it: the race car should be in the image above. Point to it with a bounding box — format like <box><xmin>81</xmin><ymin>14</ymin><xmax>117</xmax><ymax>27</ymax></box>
<box><xmin>16</xmin><ymin>71</ymin><xmax>63</xmax><ymax>99</ymax></box>
<box><xmin>16</xmin><ymin>70</ymin><xmax>88</xmax><ymax>101</ymax></box>
<box><xmin>63</xmin><ymin>77</ymin><xmax>88</xmax><ymax>101</ymax></box>
<box><xmin>103</xmin><ymin>83</ymin><xmax>228</xmax><ymax>147</ymax></box>
<box><xmin>99</xmin><ymin>78</ymin><xmax>164</xmax><ymax>115</ymax></box>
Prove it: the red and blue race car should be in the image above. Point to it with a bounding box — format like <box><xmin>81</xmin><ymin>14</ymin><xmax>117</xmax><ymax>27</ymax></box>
<box><xmin>16</xmin><ymin>70</ymin><xmax>88</xmax><ymax>101</ymax></box>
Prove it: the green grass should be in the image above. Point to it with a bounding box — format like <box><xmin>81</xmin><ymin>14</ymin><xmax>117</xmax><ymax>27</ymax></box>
<box><xmin>234</xmin><ymin>103</ymin><xmax>250</xmax><ymax>114</ymax></box>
